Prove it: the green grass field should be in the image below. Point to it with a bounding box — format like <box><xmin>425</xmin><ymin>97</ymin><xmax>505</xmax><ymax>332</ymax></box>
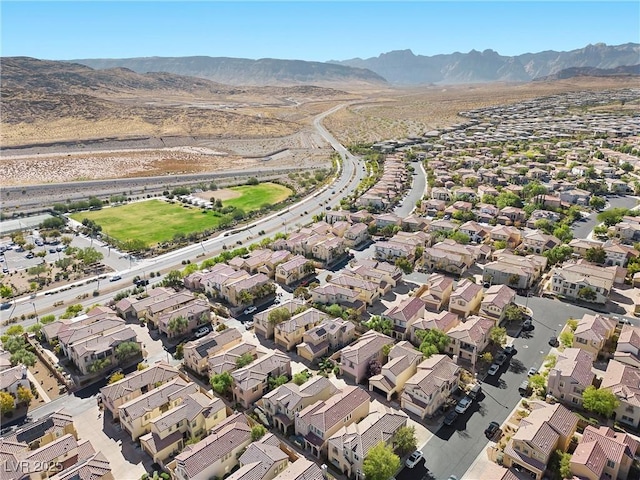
<box><xmin>70</xmin><ymin>183</ymin><xmax>293</xmax><ymax>246</ymax></box>
<box><xmin>225</xmin><ymin>182</ymin><xmax>292</xmax><ymax>211</ymax></box>
<box><xmin>71</xmin><ymin>199</ymin><xmax>227</xmax><ymax>245</ymax></box>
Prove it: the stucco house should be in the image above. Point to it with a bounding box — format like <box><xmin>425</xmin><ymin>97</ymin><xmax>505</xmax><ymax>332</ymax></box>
<box><xmin>231</xmin><ymin>351</ymin><xmax>291</xmax><ymax>409</ymax></box>
<box><xmin>448</xmin><ymin>279</ymin><xmax>483</xmax><ymax>318</ymax></box>
<box><xmin>339</xmin><ymin>331</ymin><xmax>394</xmax><ymax>384</ymax></box>
<box><xmin>369</xmin><ymin>342</ymin><xmax>423</xmax><ymax>401</ymax></box>
<box><xmin>401</xmin><ymin>355</ymin><xmax>461</xmax><ymax>419</ymax></box>
<box><xmin>547</xmin><ymin>348</ymin><xmax>595</xmax><ymax>408</ymax></box>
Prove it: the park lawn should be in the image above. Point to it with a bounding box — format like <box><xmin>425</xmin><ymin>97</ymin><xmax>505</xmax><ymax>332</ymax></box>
<box><xmin>225</xmin><ymin>182</ymin><xmax>292</xmax><ymax>211</ymax></box>
<box><xmin>70</xmin><ymin>199</ymin><xmax>227</xmax><ymax>245</ymax></box>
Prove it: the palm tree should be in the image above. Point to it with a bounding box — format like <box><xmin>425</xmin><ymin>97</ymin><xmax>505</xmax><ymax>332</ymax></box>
<box><xmin>168</xmin><ymin>316</ymin><xmax>188</xmax><ymax>336</ymax></box>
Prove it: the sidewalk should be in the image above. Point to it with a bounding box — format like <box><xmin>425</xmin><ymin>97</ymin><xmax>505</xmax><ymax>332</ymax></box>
<box><xmin>27</xmin><ymin>369</ymin><xmax>51</xmax><ymax>403</ymax></box>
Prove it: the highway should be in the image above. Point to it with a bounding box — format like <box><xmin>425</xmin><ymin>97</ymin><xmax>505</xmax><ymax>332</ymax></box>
<box><xmin>1</xmin><ymin>104</ymin><xmax>367</xmax><ymax>329</ymax></box>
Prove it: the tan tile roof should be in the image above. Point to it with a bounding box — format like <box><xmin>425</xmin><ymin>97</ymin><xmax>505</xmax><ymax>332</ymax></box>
<box><xmin>574</xmin><ymin>313</ymin><xmax>616</xmax><ymax>343</ymax></box>
<box><xmin>99</xmin><ymin>362</ymin><xmax>180</xmax><ymax>404</ymax></box>
<box><xmin>582</xmin><ymin>425</ymin><xmax>639</xmax><ymax>466</ymax></box>
<box><xmin>481</xmin><ymin>284</ymin><xmax>516</xmax><ymax>310</ymax></box>
<box><xmin>276</xmin><ymin>458</ymin><xmax>324</xmax><ymax>480</ymax></box>
<box><xmin>327</xmin><ymin>407</ymin><xmax>407</xmax><ymax>458</ymax></box>
<box><xmin>263</xmin><ymin>376</ymin><xmax>336</xmax><ymax>413</ymax></box>
<box><xmin>570</xmin><ymin>439</ymin><xmax>606</xmax><ymax>478</ymax></box>
<box><xmin>384</xmin><ymin>297</ymin><xmax>425</xmax><ymax>323</ymax></box>
<box><xmin>551</xmin><ymin>348</ymin><xmax>595</xmax><ymax>388</ymax></box>
<box><xmin>340</xmin><ymin>331</ymin><xmax>393</xmax><ymax>365</ymax></box>
<box><xmin>450</xmin><ymin>279</ymin><xmax>483</xmax><ymax>302</ymax></box>
<box><xmin>403</xmin><ymin>355</ymin><xmax>460</xmax><ymax>399</ymax></box>
<box><xmin>207</xmin><ymin>342</ymin><xmax>259</xmax><ymax>375</ymax></box>
<box><xmin>412</xmin><ymin>311</ymin><xmax>459</xmax><ymax>333</ymax></box>
<box><xmin>119</xmin><ymin>378</ymin><xmax>195</xmax><ymax>421</ymax></box>
<box><xmin>447</xmin><ymin>316</ymin><xmax>494</xmax><ymax>346</ymax></box>
<box><xmin>232</xmin><ymin>351</ymin><xmax>290</xmax><ymax>391</ymax></box>
<box><xmin>297</xmin><ymin>386</ymin><xmax>370</xmax><ymax>432</ymax></box>
<box><xmin>601</xmin><ymin>360</ymin><xmax>640</xmax><ymax>407</ymax></box>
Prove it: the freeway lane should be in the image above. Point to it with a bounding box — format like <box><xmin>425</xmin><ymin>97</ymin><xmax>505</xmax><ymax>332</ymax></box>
<box><xmin>2</xmin><ymin>104</ymin><xmax>366</xmax><ymax>329</ymax></box>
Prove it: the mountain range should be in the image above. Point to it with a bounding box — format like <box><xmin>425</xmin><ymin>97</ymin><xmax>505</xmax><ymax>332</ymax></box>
<box><xmin>67</xmin><ymin>42</ymin><xmax>639</xmax><ymax>86</ymax></box>
<box><xmin>331</xmin><ymin>42</ymin><xmax>640</xmax><ymax>84</ymax></box>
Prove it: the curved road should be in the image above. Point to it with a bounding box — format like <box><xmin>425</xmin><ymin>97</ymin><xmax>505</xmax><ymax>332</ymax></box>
<box><xmin>2</xmin><ymin>104</ymin><xmax>366</xmax><ymax>328</ymax></box>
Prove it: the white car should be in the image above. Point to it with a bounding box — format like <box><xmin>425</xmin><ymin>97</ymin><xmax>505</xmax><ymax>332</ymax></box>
<box><xmin>487</xmin><ymin>363</ymin><xmax>500</xmax><ymax>376</ymax></box>
<box><xmin>109</xmin><ymin>274</ymin><xmax>122</xmax><ymax>282</ymax></box>
<box><xmin>243</xmin><ymin>306</ymin><xmax>257</xmax><ymax>315</ymax></box>
<box><xmin>454</xmin><ymin>396</ymin><xmax>473</xmax><ymax>414</ymax></box>
<box><xmin>405</xmin><ymin>450</ymin><xmax>424</xmax><ymax>468</ymax></box>
<box><xmin>194</xmin><ymin>326</ymin><xmax>210</xmax><ymax>338</ymax></box>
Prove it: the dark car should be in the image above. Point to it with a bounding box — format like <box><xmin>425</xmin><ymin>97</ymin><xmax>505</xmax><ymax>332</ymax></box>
<box><xmin>549</xmin><ymin>336</ymin><xmax>559</xmax><ymax>347</ymax></box>
<box><xmin>0</xmin><ymin>302</ymin><xmax>11</xmax><ymax>310</ymax></box>
<box><xmin>443</xmin><ymin>410</ymin><xmax>458</xmax><ymax>426</ymax></box>
<box><xmin>522</xmin><ymin>319</ymin><xmax>534</xmax><ymax>331</ymax></box>
<box><xmin>484</xmin><ymin>421</ymin><xmax>501</xmax><ymax>439</ymax></box>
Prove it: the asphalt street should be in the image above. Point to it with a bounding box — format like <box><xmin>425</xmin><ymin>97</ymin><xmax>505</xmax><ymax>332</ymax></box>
<box><xmin>570</xmin><ymin>195</ymin><xmax>638</xmax><ymax>239</ymax></box>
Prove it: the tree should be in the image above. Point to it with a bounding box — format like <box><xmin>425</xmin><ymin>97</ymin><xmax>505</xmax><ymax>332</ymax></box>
<box><xmin>168</xmin><ymin>316</ymin><xmax>189</xmax><ymax>335</ymax></box>
<box><xmin>566</xmin><ymin>318</ymin><xmax>578</xmax><ymax>332</ymax></box>
<box><xmin>115</xmin><ymin>341</ymin><xmax>141</xmax><ymax>361</ymax></box>
<box><xmin>449</xmin><ymin>231</ymin><xmax>470</xmax><ymax>245</ymax></box>
<box><xmin>108</xmin><ymin>372</ymin><xmax>125</xmax><ymax>384</ymax></box>
<box><xmin>27</xmin><ymin>264</ymin><xmax>47</xmax><ymax>279</ymax></box>
<box><xmin>578</xmin><ymin>287</ymin><xmax>597</xmax><ymax>302</ymax></box>
<box><xmin>293</xmin><ymin>286</ymin><xmax>310</xmax><ymax>300</ymax></box>
<box><xmin>210</xmin><ymin>372</ymin><xmax>233</xmax><ymax>395</ymax></box>
<box><xmin>61</xmin><ymin>236</ymin><xmax>73</xmax><ymax>246</ymax></box>
<box><xmin>585</xmin><ymin>247</ymin><xmax>606</xmax><ymax>264</ymax></box>
<box><xmin>504</xmin><ymin>304</ymin><xmax>524</xmax><ymax>323</ymax></box>
<box><xmin>553</xmin><ymin>225</ymin><xmax>573</xmax><ymax>243</ymax></box>
<box><xmin>161</xmin><ymin>270</ymin><xmax>184</xmax><ymax>290</ymax></box>
<box><xmin>3</xmin><ymin>335</ymin><xmax>26</xmax><ymax>354</ymax></box>
<box><xmin>529</xmin><ymin>374</ymin><xmax>547</xmax><ymax>395</ymax></box>
<box><xmin>489</xmin><ymin>326</ymin><xmax>507</xmax><ymax>347</ymax></box>
<box><xmin>293</xmin><ymin>371</ymin><xmax>310</xmax><ymax>386</ymax></box>
<box><xmin>582</xmin><ymin>386</ymin><xmax>620</xmax><ymax>417</ymax></box>
<box><xmin>0</xmin><ymin>285</ymin><xmax>13</xmax><ymax>299</ymax></box>
<box><xmin>5</xmin><ymin>325</ymin><xmax>24</xmax><ymax>336</ymax></box>
<box><xmin>0</xmin><ymin>392</ymin><xmax>15</xmax><ymax>415</ymax></box>
<box><xmin>559</xmin><ymin>330</ymin><xmax>574</xmax><ymax>347</ymax></box>
<box><xmin>235</xmin><ymin>352</ymin><xmax>254</xmax><ymax>368</ymax></box>
<box><xmin>534</xmin><ymin>219</ymin><xmax>554</xmax><ymax>235</ymax></box>
<box><xmin>325</xmin><ymin>304</ymin><xmax>344</xmax><ymax>318</ymax></box>
<box><xmin>392</xmin><ymin>426</ymin><xmax>417</xmax><ymax>455</ymax></box>
<box><xmin>480</xmin><ymin>352</ymin><xmax>493</xmax><ymax>364</ymax></box>
<box><xmin>251</xmin><ymin>424</ymin><xmax>267</xmax><ymax>441</ymax></box>
<box><xmin>362</xmin><ymin>442</ymin><xmax>401</xmax><ymax>480</ymax></box>
<box><xmin>268</xmin><ymin>375</ymin><xmax>289</xmax><ymax>390</ymax></box>
<box><xmin>507</xmin><ymin>274</ymin><xmax>520</xmax><ymax>287</ymax></box>
<box><xmin>367</xmin><ymin>358</ymin><xmax>382</xmax><ymax>378</ymax></box>
<box><xmin>416</xmin><ymin>329</ymin><xmax>450</xmax><ymax>358</ymax></box>
<box><xmin>16</xmin><ymin>385</ymin><xmax>32</xmax><ymax>405</ymax></box>
<box><xmin>268</xmin><ymin>307</ymin><xmax>292</xmax><ymax>325</ymax></box>
<box><xmin>303</xmin><ymin>261</ymin><xmax>315</xmax><ymax>275</ymax></box>
<box><xmin>366</xmin><ymin>316</ymin><xmax>393</xmax><ymax>336</ymax></box>
<box><xmin>394</xmin><ymin>257</ymin><xmax>413</xmax><ymax>274</ymax></box>
<box><xmin>77</xmin><ymin>247</ymin><xmax>103</xmax><ymax>266</ymax></box>
<box><xmin>10</xmin><ymin>349</ymin><xmax>36</xmax><ymax>367</ymax></box>
<box><xmin>544</xmin><ymin>245</ymin><xmax>574</xmax><ymax>266</ymax></box>
<box><xmin>496</xmin><ymin>191</ymin><xmax>523</xmax><ymax>209</ymax></box>
<box><xmin>589</xmin><ymin>196</ymin><xmax>606</xmax><ymax>210</ymax></box>
<box><xmin>238</xmin><ymin>290</ymin><xmax>254</xmax><ymax>306</ymax></box>
<box><xmin>597</xmin><ymin>208</ymin><xmax>629</xmax><ymax>227</ymax></box>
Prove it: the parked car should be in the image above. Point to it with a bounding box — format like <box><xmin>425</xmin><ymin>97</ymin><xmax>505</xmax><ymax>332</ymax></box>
<box><xmin>495</xmin><ymin>353</ymin><xmax>508</xmax><ymax>366</ymax></box>
<box><xmin>503</xmin><ymin>344</ymin><xmax>516</xmax><ymax>355</ymax></box>
<box><xmin>528</xmin><ymin>367</ymin><xmax>538</xmax><ymax>377</ymax></box>
<box><xmin>454</xmin><ymin>396</ymin><xmax>473</xmax><ymax>414</ymax></box>
<box><xmin>243</xmin><ymin>306</ymin><xmax>257</xmax><ymax>315</ymax></box>
<box><xmin>443</xmin><ymin>410</ymin><xmax>458</xmax><ymax>426</ymax></box>
<box><xmin>519</xmin><ymin>380</ymin><xmax>532</xmax><ymax>396</ymax></box>
<box><xmin>487</xmin><ymin>364</ymin><xmax>500</xmax><ymax>376</ymax></box>
<box><xmin>468</xmin><ymin>383</ymin><xmax>482</xmax><ymax>400</ymax></box>
<box><xmin>25</xmin><ymin>252</ymin><xmax>34</xmax><ymax>259</ymax></box>
<box><xmin>0</xmin><ymin>302</ymin><xmax>11</xmax><ymax>310</ymax></box>
<box><xmin>484</xmin><ymin>421</ymin><xmax>501</xmax><ymax>439</ymax></box>
<box><xmin>522</xmin><ymin>319</ymin><xmax>534</xmax><ymax>331</ymax></box>
<box><xmin>194</xmin><ymin>326</ymin><xmax>210</xmax><ymax>338</ymax></box>
<box><xmin>549</xmin><ymin>336</ymin><xmax>559</xmax><ymax>347</ymax></box>
<box><xmin>110</xmin><ymin>274</ymin><xmax>122</xmax><ymax>282</ymax></box>
<box><xmin>405</xmin><ymin>450</ymin><xmax>424</xmax><ymax>469</ymax></box>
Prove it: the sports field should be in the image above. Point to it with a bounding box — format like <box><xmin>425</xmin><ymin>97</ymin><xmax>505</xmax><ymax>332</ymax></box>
<box><xmin>70</xmin><ymin>199</ymin><xmax>228</xmax><ymax>245</ymax></box>
<box><xmin>224</xmin><ymin>182</ymin><xmax>292</xmax><ymax>211</ymax></box>
<box><xmin>70</xmin><ymin>183</ymin><xmax>293</xmax><ymax>246</ymax></box>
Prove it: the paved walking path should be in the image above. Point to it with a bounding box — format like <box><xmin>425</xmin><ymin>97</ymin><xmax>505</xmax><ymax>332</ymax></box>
<box><xmin>27</xmin><ymin>369</ymin><xmax>52</xmax><ymax>403</ymax></box>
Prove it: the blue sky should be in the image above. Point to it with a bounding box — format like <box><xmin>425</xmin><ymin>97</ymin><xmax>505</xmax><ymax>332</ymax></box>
<box><xmin>1</xmin><ymin>1</ymin><xmax>638</xmax><ymax>61</ymax></box>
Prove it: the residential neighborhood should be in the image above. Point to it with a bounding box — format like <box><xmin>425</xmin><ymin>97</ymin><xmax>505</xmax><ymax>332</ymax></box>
<box><xmin>2</xmin><ymin>86</ymin><xmax>640</xmax><ymax>480</ymax></box>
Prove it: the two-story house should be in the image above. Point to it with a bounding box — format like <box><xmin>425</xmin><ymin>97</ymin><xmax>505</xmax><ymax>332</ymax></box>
<box><xmin>601</xmin><ymin>360</ymin><xmax>640</xmax><ymax>429</ymax></box>
<box><xmin>254</xmin><ymin>299</ymin><xmax>306</xmax><ymax>340</ymax></box>
<box><xmin>182</xmin><ymin>327</ymin><xmax>243</xmax><ymax>375</ymax></box>
<box><xmin>446</xmin><ymin>315</ymin><xmax>494</xmax><ymax>370</ymax></box>
<box><xmin>207</xmin><ymin>342</ymin><xmax>261</xmax><ymax>375</ymax></box>
<box><xmin>383</xmin><ymin>297</ymin><xmax>426</xmax><ymax>340</ymax></box>
<box><xmin>275</xmin><ymin>255</ymin><xmax>312</xmax><ymax>286</ymax></box>
<box><xmin>297</xmin><ymin>318</ymin><xmax>356</xmax><ymax>362</ymax></box>
<box><xmin>225</xmin><ymin>433</ymin><xmax>289</xmax><ymax>480</ymax></box>
<box><xmin>522</xmin><ymin>231</ymin><xmax>561</xmax><ymax>255</ymax></box>
<box><xmin>551</xmin><ymin>261</ymin><xmax>617</xmax><ymax>304</ymax></box>
<box><xmin>401</xmin><ymin>355</ymin><xmax>461</xmax><ymax>419</ymax></box>
<box><xmin>418</xmin><ymin>273</ymin><xmax>453</xmax><ymax>312</ymax></box>
<box><xmin>448</xmin><ymin>279</ymin><xmax>483</xmax><ymax>318</ymax></box>
<box><xmin>571</xmin><ymin>313</ymin><xmax>617</xmax><ymax>357</ymax></box>
<box><xmin>547</xmin><ymin>348</ymin><xmax>595</xmax><ymax>408</ymax></box>
<box><xmin>327</xmin><ymin>407</ymin><xmax>408</xmax><ymax>479</ymax></box>
<box><xmin>140</xmin><ymin>393</ymin><xmax>226</xmax><ymax>466</ymax></box>
<box><xmin>408</xmin><ymin>311</ymin><xmax>460</xmax><ymax>346</ymax></box>
<box><xmin>570</xmin><ymin>426</ymin><xmax>639</xmax><ymax>480</ymax></box>
<box><xmin>614</xmin><ymin>324</ymin><xmax>640</xmax><ymax>368</ymax></box>
<box><xmin>274</xmin><ymin>308</ymin><xmax>328</xmax><ymax>351</ymax></box>
<box><xmin>369</xmin><ymin>342</ymin><xmax>423</xmax><ymax>401</ymax></box>
<box><xmin>479</xmin><ymin>284</ymin><xmax>516</xmax><ymax>325</ymax></box>
<box><xmin>294</xmin><ymin>386</ymin><xmax>370</xmax><ymax>458</ymax></box>
<box><xmin>262</xmin><ymin>376</ymin><xmax>337</xmax><ymax>435</ymax></box>
<box><xmin>339</xmin><ymin>331</ymin><xmax>394</xmax><ymax>384</ymax></box>
<box><xmin>231</xmin><ymin>351</ymin><xmax>291</xmax><ymax>409</ymax></box>
<box><xmin>169</xmin><ymin>413</ymin><xmax>252</xmax><ymax>480</ymax></box>
<box><xmin>99</xmin><ymin>362</ymin><xmax>181</xmax><ymax>419</ymax></box>
<box><xmin>156</xmin><ymin>299</ymin><xmax>210</xmax><ymax>339</ymax></box>
<box><xmin>503</xmin><ymin>402</ymin><xmax>578</xmax><ymax>480</ymax></box>
<box><xmin>343</xmin><ymin>223</ymin><xmax>370</xmax><ymax>248</ymax></box>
